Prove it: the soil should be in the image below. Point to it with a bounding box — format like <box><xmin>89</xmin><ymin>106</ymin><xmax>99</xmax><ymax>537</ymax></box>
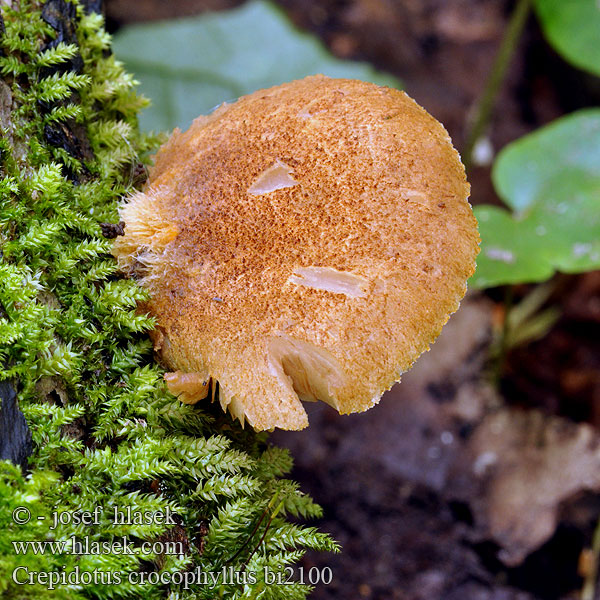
<box><xmin>104</xmin><ymin>1</ymin><xmax>600</xmax><ymax>598</ymax></box>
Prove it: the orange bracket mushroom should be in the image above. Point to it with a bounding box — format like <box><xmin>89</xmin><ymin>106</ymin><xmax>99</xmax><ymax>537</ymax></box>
<box><xmin>113</xmin><ymin>75</ymin><xmax>480</xmax><ymax>431</ymax></box>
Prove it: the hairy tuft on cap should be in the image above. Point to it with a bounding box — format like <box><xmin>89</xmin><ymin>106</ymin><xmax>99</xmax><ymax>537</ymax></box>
<box><xmin>113</xmin><ymin>75</ymin><xmax>480</xmax><ymax>431</ymax></box>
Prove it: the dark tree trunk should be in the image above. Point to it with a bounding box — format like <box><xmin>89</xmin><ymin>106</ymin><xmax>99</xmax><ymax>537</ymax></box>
<box><xmin>0</xmin><ymin>381</ymin><xmax>32</xmax><ymax>470</ymax></box>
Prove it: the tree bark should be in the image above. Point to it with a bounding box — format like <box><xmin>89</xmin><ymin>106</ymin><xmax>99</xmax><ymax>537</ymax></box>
<box><xmin>0</xmin><ymin>381</ymin><xmax>32</xmax><ymax>470</ymax></box>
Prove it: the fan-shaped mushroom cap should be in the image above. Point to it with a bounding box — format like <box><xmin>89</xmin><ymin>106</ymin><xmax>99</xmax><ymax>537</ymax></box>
<box><xmin>113</xmin><ymin>75</ymin><xmax>479</xmax><ymax>431</ymax></box>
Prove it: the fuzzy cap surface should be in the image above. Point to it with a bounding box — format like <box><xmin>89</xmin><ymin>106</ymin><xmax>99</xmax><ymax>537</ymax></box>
<box><xmin>114</xmin><ymin>75</ymin><xmax>480</xmax><ymax>431</ymax></box>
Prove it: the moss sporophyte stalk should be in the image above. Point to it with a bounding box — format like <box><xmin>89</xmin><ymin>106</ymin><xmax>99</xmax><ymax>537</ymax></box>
<box><xmin>0</xmin><ymin>1</ymin><xmax>337</xmax><ymax>598</ymax></box>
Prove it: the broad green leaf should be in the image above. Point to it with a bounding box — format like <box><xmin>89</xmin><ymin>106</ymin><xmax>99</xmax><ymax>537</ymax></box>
<box><xmin>471</xmin><ymin>109</ymin><xmax>600</xmax><ymax>288</ymax></box>
<box><xmin>113</xmin><ymin>0</ymin><xmax>401</xmax><ymax>132</ymax></box>
<box><xmin>535</xmin><ymin>0</ymin><xmax>600</xmax><ymax>77</ymax></box>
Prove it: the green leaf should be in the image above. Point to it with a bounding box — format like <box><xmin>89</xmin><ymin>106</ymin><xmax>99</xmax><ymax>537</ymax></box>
<box><xmin>535</xmin><ymin>0</ymin><xmax>600</xmax><ymax>77</ymax></box>
<box><xmin>112</xmin><ymin>0</ymin><xmax>401</xmax><ymax>132</ymax></box>
<box><xmin>472</xmin><ymin>109</ymin><xmax>600</xmax><ymax>288</ymax></box>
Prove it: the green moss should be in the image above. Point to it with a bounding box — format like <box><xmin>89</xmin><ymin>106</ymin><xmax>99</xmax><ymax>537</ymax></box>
<box><xmin>0</xmin><ymin>2</ymin><xmax>337</xmax><ymax>598</ymax></box>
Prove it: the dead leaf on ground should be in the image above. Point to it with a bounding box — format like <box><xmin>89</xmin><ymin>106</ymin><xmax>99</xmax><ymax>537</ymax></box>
<box><xmin>449</xmin><ymin>408</ymin><xmax>600</xmax><ymax>566</ymax></box>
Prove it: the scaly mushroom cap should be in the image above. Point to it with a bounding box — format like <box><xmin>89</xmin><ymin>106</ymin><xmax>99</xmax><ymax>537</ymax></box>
<box><xmin>114</xmin><ymin>75</ymin><xmax>479</xmax><ymax>431</ymax></box>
